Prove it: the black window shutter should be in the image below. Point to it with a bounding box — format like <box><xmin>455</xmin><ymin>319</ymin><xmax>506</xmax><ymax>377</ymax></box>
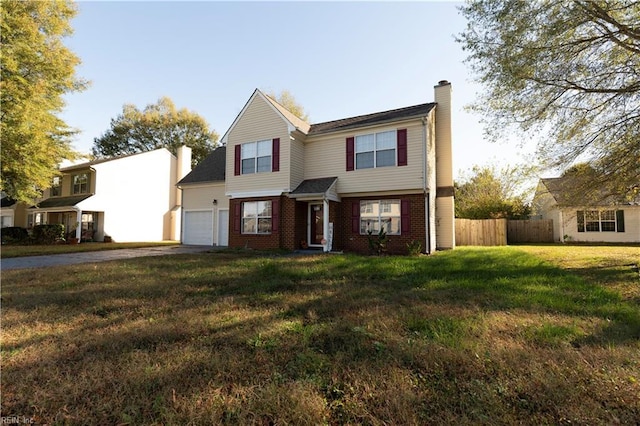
<box><xmin>616</xmin><ymin>210</ymin><xmax>625</xmax><ymax>232</ymax></box>
<box><xmin>577</xmin><ymin>210</ymin><xmax>585</xmax><ymax>232</ymax></box>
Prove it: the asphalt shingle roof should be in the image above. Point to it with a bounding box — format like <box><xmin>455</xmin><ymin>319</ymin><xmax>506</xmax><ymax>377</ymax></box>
<box><xmin>178</xmin><ymin>146</ymin><xmax>226</xmax><ymax>185</ymax></box>
<box><xmin>290</xmin><ymin>177</ymin><xmax>338</xmax><ymax>195</ymax></box>
<box><xmin>33</xmin><ymin>194</ymin><xmax>93</xmax><ymax>209</ymax></box>
<box><xmin>308</xmin><ymin>103</ymin><xmax>436</xmax><ymax>135</ymax></box>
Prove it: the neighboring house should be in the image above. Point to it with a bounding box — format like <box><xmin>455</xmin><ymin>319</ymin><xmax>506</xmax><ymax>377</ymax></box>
<box><xmin>25</xmin><ymin>147</ymin><xmax>191</xmax><ymax>242</ymax></box>
<box><xmin>180</xmin><ymin>81</ymin><xmax>455</xmax><ymax>254</ymax></box>
<box><xmin>533</xmin><ymin>177</ymin><xmax>640</xmax><ymax>243</ymax></box>
<box><xmin>178</xmin><ymin>146</ymin><xmax>229</xmax><ymax>246</ymax></box>
<box><xmin>0</xmin><ymin>193</ymin><xmax>27</xmax><ymax>228</ymax></box>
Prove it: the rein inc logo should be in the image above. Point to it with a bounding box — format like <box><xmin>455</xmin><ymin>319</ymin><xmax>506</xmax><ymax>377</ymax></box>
<box><xmin>1</xmin><ymin>417</ymin><xmax>34</xmax><ymax>424</ymax></box>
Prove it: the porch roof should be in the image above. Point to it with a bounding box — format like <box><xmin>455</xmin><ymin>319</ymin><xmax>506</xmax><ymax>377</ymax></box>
<box><xmin>31</xmin><ymin>194</ymin><xmax>93</xmax><ymax>209</ymax></box>
<box><xmin>289</xmin><ymin>177</ymin><xmax>338</xmax><ymax>200</ymax></box>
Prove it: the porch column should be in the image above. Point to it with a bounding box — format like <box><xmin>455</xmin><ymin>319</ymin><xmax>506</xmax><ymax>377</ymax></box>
<box><xmin>75</xmin><ymin>209</ymin><xmax>82</xmax><ymax>240</ymax></box>
<box><xmin>323</xmin><ymin>198</ymin><xmax>329</xmax><ymax>252</ymax></box>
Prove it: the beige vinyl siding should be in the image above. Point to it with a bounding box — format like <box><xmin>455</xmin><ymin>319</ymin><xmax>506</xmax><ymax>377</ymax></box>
<box><xmin>561</xmin><ymin>207</ymin><xmax>639</xmax><ymax>243</ymax></box>
<box><xmin>304</xmin><ymin>120</ymin><xmax>426</xmax><ymax>195</ymax></box>
<box><xmin>290</xmin><ymin>137</ymin><xmax>305</xmax><ymax>192</ymax></box>
<box><xmin>226</xmin><ymin>96</ymin><xmax>292</xmax><ymax>194</ymax></box>
<box><xmin>182</xmin><ymin>183</ymin><xmax>228</xmax><ymax>210</ymax></box>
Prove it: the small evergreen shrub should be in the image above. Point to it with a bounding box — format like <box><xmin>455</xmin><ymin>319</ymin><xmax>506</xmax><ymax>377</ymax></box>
<box><xmin>1</xmin><ymin>227</ymin><xmax>29</xmax><ymax>245</ymax></box>
<box><xmin>367</xmin><ymin>227</ymin><xmax>389</xmax><ymax>256</ymax></box>
<box><xmin>32</xmin><ymin>224</ymin><xmax>65</xmax><ymax>245</ymax></box>
<box><xmin>406</xmin><ymin>240</ymin><xmax>422</xmax><ymax>256</ymax></box>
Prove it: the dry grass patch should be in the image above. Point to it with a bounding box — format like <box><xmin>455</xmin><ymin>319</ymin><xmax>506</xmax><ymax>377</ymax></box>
<box><xmin>2</xmin><ymin>247</ymin><xmax>639</xmax><ymax>424</ymax></box>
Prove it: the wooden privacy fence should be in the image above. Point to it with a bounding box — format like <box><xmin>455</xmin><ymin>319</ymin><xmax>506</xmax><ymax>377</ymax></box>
<box><xmin>455</xmin><ymin>219</ymin><xmax>554</xmax><ymax>246</ymax></box>
<box><xmin>455</xmin><ymin>219</ymin><xmax>507</xmax><ymax>246</ymax></box>
<box><xmin>507</xmin><ymin>219</ymin><xmax>554</xmax><ymax>243</ymax></box>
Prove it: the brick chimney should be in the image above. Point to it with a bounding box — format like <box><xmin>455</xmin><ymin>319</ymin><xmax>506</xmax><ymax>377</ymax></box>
<box><xmin>434</xmin><ymin>80</ymin><xmax>455</xmax><ymax>249</ymax></box>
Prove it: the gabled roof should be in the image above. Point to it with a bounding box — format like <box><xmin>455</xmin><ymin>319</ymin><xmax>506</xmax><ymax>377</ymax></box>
<box><xmin>178</xmin><ymin>146</ymin><xmax>226</xmax><ymax>185</ymax></box>
<box><xmin>540</xmin><ymin>177</ymin><xmax>640</xmax><ymax>206</ymax></box>
<box><xmin>308</xmin><ymin>103</ymin><xmax>436</xmax><ymax>136</ymax></box>
<box><xmin>31</xmin><ymin>194</ymin><xmax>93</xmax><ymax>209</ymax></box>
<box><xmin>220</xmin><ymin>89</ymin><xmax>311</xmax><ymax>144</ymax></box>
<box><xmin>263</xmin><ymin>94</ymin><xmax>311</xmax><ymax>134</ymax></box>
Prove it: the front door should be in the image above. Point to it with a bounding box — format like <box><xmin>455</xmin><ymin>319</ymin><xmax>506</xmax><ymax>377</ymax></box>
<box><xmin>309</xmin><ymin>203</ymin><xmax>324</xmax><ymax>246</ymax></box>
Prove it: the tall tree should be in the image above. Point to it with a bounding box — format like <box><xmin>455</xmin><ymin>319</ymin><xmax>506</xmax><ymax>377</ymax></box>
<box><xmin>1</xmin><ymin>0</ymin><xmax>87</xmax><ymax>203</ymax></box>
<box><xmin>92</xmin><ymin>97</ymin><xmax>218</xmax><ymax>167</ymax></box>
<box><xmin>455</xmin><ymin>165</ymin><xmax>532</xmax><ymax>219</ymax></box>
<box><xmin>266</xmin><ymin>90</ymin><xmax>309</xmax><ymax>121</ymax></box>
<box><xmin>458</xmin><ymin>1</ymin><xmax>640</xmax><ymax>202</ymax></box>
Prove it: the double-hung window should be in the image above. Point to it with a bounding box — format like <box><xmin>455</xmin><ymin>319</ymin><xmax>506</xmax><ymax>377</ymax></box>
<box><xmin>51</xmin><ymin>176</ymin><xmax>61</xmax><ymax>196</ymax></box>
<box><xmin>241</xmin><ymin>140</ymin><xmax>272</xmax><ymax>174</ymax></box>
<box><xmin>72</xmin><ymin>173</ymin><xmax>89</xmax><ymax>194</ymax></box>
<box><xmin>355</xmin><ymin>130</ymin><xmax>396</xmax><ymax>169</ymax></box>
<box><xmin>360</xmin><ymin>200</ymin><xmax>401</xmax><ymax>235</ymax></box>
<box><xmin>242</xmin><ymin>200</ymin><xmax>272</xmax><ymax>234</ymax></box>
<box><xmin>577</xmin><ymin>210</ymin><xmax>624</xmax><ymax>232</ymax></box>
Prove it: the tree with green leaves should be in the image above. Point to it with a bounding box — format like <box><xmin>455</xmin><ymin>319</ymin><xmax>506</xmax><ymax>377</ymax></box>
<box><xmin>266</xmin><ymin>90</ymin><xmax>309</xmax><ymax>122</ymax></box>
<box><xmin>1</xmin><ymin>0</ymin><xmax>87</xmax><ymax>203</ymax></box>
<box><xmin>455</xmin><ymin>165</ymin><xmax>532</xmax><ymax>219</ymax></box>
<box><xmin>92</xmin><ymin>97</ymin><xmax>219</xmax><ymax>167</ymax></box>
<box><xmin>458</xmin><ymin>1</ymin><xmax>639</xmax><ymax>202</ymax></box>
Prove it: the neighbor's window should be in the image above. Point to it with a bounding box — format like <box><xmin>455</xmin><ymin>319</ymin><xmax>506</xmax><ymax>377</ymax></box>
<box><xmin>360</xmin><ymin>200</ymin><xmax>400</xmax><ymax>235</ymax></box>
<box><xmin>577</xmin><ymin>210</ymin><xmax>618</xmax><ymax>232</ymax></box>
<box><xmin>242</xmin><ymin>200</ymin><xmax>272</xmax><ymax>234</ymax></box>
<box><xmin>72</xmin><ymin>173</ymin><xmax>89</xmax><ymax>194</ymax></box>
<box><xmin>356</xmin><ymin>130</ymin><xmax>396</xmax><ymax>169</ymax></box>
<box><xmin>51</xmin><ymin>176</ymin><xmax>61</xmax><ymax>196</ymax></box>
<box><xmin>242</xmin><ymin>140</ymin><xmax>272</xmax><ymax>174</ymax></box>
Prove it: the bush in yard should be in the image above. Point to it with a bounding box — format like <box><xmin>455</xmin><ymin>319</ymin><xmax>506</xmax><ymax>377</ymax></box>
<box><xmin>32</xmin><ymin>224</ymin><xmax>65</xmax><ymax>245</ymax></box>
<box><xmin>0</xmin><ymin>227</ymin><xmax>29</xmax><ymax>245</ymax></box>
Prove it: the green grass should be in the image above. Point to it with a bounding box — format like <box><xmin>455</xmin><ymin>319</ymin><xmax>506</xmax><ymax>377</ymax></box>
<box><xmin>0</xmin><ymin>241</ymin><xmax>179</xmax><ymax>258</ymax></box>
<box><xmin>2</xmin><ymin>246</ymin><xmax>639</xmax><ymax>424</ymax></box>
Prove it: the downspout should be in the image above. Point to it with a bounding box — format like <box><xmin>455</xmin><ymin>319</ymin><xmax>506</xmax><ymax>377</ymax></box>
<box><xmin>421</xmin><ymin>117</ymin><xmax>430</xmax><ymax>254</ymax></box>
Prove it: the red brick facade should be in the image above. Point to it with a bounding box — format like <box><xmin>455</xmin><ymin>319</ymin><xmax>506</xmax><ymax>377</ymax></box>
<box><xmin>229</xmin><ymin>194</ymin><xmax>426</xmax><ymax>254</ymax></box>
<box><xmin>339</xmin><ymin>193</ymin><xmax>426</xmax><ymax>254</ymax></box>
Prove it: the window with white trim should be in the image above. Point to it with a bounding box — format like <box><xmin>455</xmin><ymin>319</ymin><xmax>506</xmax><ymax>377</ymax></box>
<box><xmin>242</xmin><ymin>140</ymin><xmax>272</xmax><ymax>174</ymax></box>
<box><xmin>51</xmin><ymin>176</ymin><xmax>61</xmax><ymax>197</ymax></box>
<box><xmin>242</xmin><ymin>200</ymin><xmax>272</xmax><ymax>234</ymax></box>
<box><xmin>72</xmin><ymin>173</ymin><xmax>89</xmax><ymax>194</ymax></box>
<box><xmin>577</xmin><ymin>210</ymin><xmax>618</xmax><ymax>232</ymax></box>
<box><xmin>355</xmin><ymin>130</ymin><xmax>396</xmax><ymax>169</ymax></box>
<box><xmin>360</xmin><ymin>200</ymin><xmax>400</xmax><ymax>235</ymax></box>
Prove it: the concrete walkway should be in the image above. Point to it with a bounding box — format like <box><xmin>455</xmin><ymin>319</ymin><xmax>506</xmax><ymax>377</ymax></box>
<box><xmin>0</xmin><ymin>245</ymin><xmax>214</xmax><ymax>271</ymax></box>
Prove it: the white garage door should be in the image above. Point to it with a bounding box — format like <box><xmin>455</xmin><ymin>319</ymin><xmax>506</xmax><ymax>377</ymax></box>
<box><xmin>183</xmin><ymin>211</ymin><xmax>213</xmax><ymax>246</ymax></box>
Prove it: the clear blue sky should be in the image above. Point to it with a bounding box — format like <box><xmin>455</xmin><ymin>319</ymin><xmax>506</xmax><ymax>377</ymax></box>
<box><xmin>61</xmin><ymin>0</ymin><xmax>532</xmax><ymax>179</ymax></box>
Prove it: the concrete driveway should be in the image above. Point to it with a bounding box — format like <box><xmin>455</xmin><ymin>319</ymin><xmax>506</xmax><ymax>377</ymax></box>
<box><xmin>0</xmin><ymin>245</ymin><xmax>214</xmax><ymax>271</ymax></box>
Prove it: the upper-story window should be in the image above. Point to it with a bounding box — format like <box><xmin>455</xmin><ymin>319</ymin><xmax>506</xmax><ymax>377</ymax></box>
<box><xmin>242</xmin><ymin>140</ymin><xmax>272</xmax><ymax>174</ymax></box>
<box><xmin>356</xmin><ymin>130</ymin><xmax>396</xmax><ymax>169</ymax></box>
<box><xmin>51</xmin><ymin>176</ymin><xmax>61</xmax><ymax>197</ymax></box>
<box><xmin>346</xmin><ymin>129</ymin><xmax>406</xmax><ymax>171</ymax></box>
<box><xmin>72</xmin><ymin>173</ymin><xmax>89</xmax><ymax>194</ymax></box>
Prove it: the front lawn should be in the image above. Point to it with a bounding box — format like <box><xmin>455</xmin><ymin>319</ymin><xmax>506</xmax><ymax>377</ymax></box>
<box><xmin>2</xmin><ymin>246</ymin><xmax>638</xmax><ymax>424</ymax></box>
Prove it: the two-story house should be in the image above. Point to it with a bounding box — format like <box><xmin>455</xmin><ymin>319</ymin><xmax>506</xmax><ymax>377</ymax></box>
<box><xmin>26</xmin><ymin>147</ymin><xmax>191</xmax><ymax>242</ymax></box>
<box><xmin>180</xmin><ymin>81</ymin><xmax>455</xmax><ymax>254</ymax></box>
